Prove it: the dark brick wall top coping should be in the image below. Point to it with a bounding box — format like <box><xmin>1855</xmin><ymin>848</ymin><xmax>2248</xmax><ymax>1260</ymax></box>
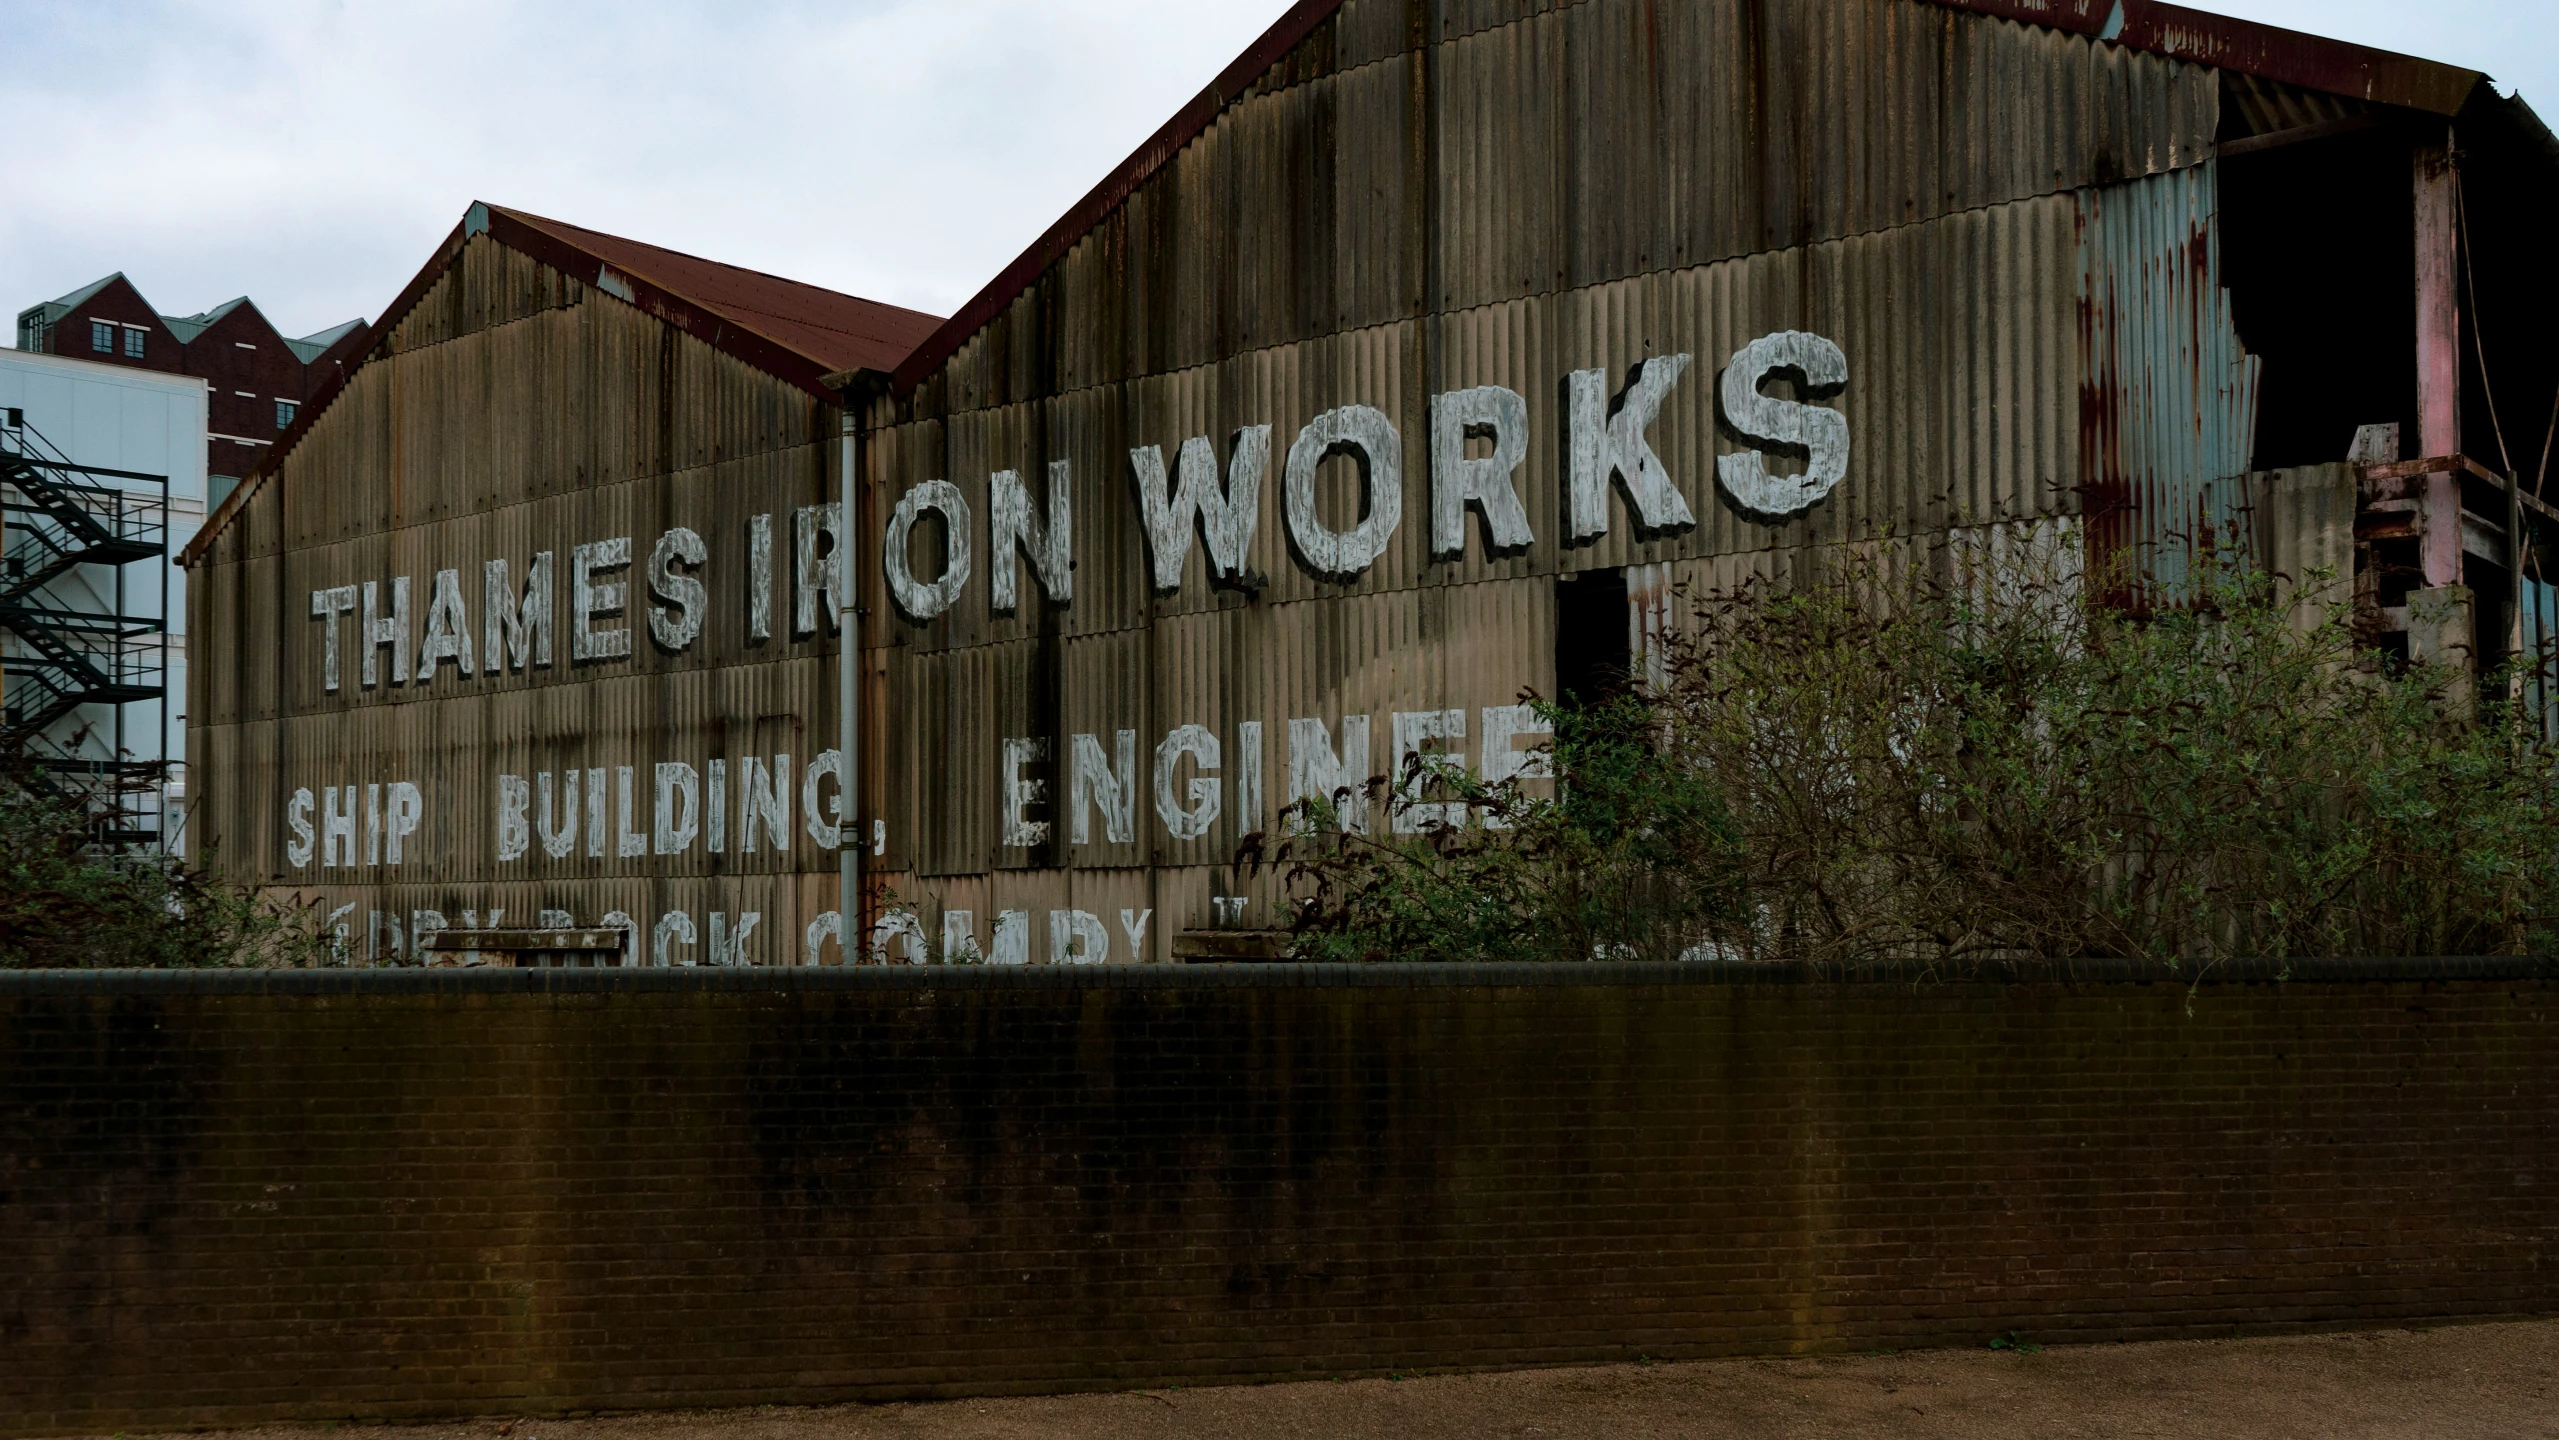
<box><xmin>0</xmin><ymin>957</ymin><xmax>2550</xmax><ymax>996</ymax></box>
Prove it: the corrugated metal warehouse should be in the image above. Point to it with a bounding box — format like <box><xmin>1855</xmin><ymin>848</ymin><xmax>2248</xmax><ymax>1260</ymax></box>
<box><xmin>186</xmin><ymin>0</ymin><xmax>2559</xmax><ymax>964</ymax></box>
<box><xmin>181</xmin><ymin>205</ymin><xmax>940</xmax><ymax>963</ymax></box>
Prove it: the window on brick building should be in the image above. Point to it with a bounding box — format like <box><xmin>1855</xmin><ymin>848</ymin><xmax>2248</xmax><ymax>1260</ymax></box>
<box><xmin>275</xmin><ymin>399</ymin><xmax>297</xmax><ymax>430</ymax></box>
<box><xmin>90</xmin><ymin>320</ymin><xmax>115</xmax><ymax>353</ymax></box>
<box><xmin>123</xmin><ymin>326</ymin><xmax>146</xmax><ymax>358</ymax></box>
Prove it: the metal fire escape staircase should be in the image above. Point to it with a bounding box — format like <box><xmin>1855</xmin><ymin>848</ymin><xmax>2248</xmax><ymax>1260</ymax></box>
<box><xmin>0</xmin><ymin>411</ymin><xmax>169</xmax><ymax>843</ymax></box>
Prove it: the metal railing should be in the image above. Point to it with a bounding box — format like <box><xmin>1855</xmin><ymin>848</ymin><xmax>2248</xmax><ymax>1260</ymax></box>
<box><xmin>0</xmin><ymin>410</ymin><xmax>173</xmax><ymax>848</ymax></box>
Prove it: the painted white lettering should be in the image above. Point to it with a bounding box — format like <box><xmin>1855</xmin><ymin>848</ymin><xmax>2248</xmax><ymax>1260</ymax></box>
<box><xmin>795</xmin><ymin>502</ymin><xmax>845</xmax><ymax>637</ymax></box>
<box><xmin>748</xmin><ymin>513</ymin><xmax>775</xmax><ymax>641</ymax></box>
<box><xmin>1236</xmin><ymin>719</ymin><xmax>1265</xmax><ymax>837</ymax></box>
<box><xmin>384</xmin><ymin>781</ymin><xmax>423</xmax><ymax>865</ymax></box>
<box><xmin>365</xmin><ymin>782</ymin><xmax>383</xmax><ymax>865</ymax></box>
<box><xmin>1288</xmin><ymin>715</ymin><xmax>1372</xmax><ymax>832</ymax></box>
<box><xmin>1120</xmin><ymin>908</ymin><xmax>1153</xmax><ymax>957</ymax></box>
<box><xmin>1130</xmin><ymin>427</ymin><xmax>1270</xmax><ymax>591</ymax></box>
<box><xmin>653</xmin><ymin>910</ymin><xmax>697</xmax><ymax>967</ymax></box>
<box><xmin>538</xmin><ymin>909</ymin><xmax>573</xmax><ymax>929</ymax></box>
<box><xmin>615</xmin><ymin>766</ymin><xmax>646</xmax><ymax>858</ymax></box>
<box><xmin>310</xmin><ymin>586</ymin><xmax>357</xmax><ymax>692</ymax></box>
<box><xmin>416</xmin><ymin>568</ymin><xmax>473</xmax><ymax>681</ymax></box>
<box><xmin>654</xmin><ymin>761</ymin><xmax>699</xmax><ymax>854</ymax></box>
<box><xmin>709</xmin><ymin>912</ymin><xmax>761</xmax><ymax>967</ymax></box>
<box><xmin>942</xmin><ymin>909</ymin><xmax>980</xmax><ymax>963</ymax></box>
<box><xmin>1153</xmin><ymin>724</ymin><xmax>1221</xmax><ymax>841</ymax></box>
<box><xmin>1002</xmin><ymin>737</ymin><xmax>1051</xmax><ymax>848</ymax></box>
<box><xmin>361</xmin><ymin>578</ymin><xmax>410</xmax><ymax>688</ymax></box>
<box><xmin>883</xmin><ymin>481</ymin><xmax>970</xmax><ymax>622</ymax></box>
<box><xmin>1567</xmin><ymin>353</ymin><xmax>1693</xmax><ymax>541</ymax></box>
<box><xmin>483</xmin><ymin>553</ymin><xmax>554</xmax><ymax>672</ymax></box>
<box><xmin>1051</xmin><ymin>909</ymin><xmax>1109</xmax><ymax>965</ymax></box>
<box><xmin>740</xmin><ymin>754</ymin><xmax>791</xmax><ymax>854</ymax></box>
<box><xmin>1070</xmin><ymin>730</ymin><xmax>1137</xmax><ymax>845</ymax></box>
<box><xmin>1283</xmin><ymin>405</ymin><xmax>1403</xmax><ymax>580</ymax></box>
<box><xmin>497</xmin><ymin>774</ymin><xmax>531</xmax><ymax>861</ymax></box>
<box><xmin>990</xmin><ymin>461</ymin><xmax>1074</xmax><ymax>612</ymax></box>
<box><xmin>286</xmin><ymin>788</ymin><xmax>316</xmax><ymax>868</ymax></box>
<box><xmin>804</xmin><ymin>910</ymin><xmax>843</xmax><ymax>966</ymax></box>
<box><xmin>586</xmin><ymin>767</ymin><xmax>608</xmax><ymax>857</ymax></box>
<box><xmin>1429</xmin><ymin>385</ymin><xmax>1534</xmax><ymax>558</ymax></box>
<box><xmin>570</xmin><ymin>538</ymin><xmax>632</xmax><ymax>661</ymax></box>
<box><xmin>411</xmin><ymin>910</ymin><xmax>448</xmax><ymax>955</ymax></box>
<box><xmin>871</xmin><ymin>910</ymin><xmax>928</xmax><ymax>965</ymax></box>
<box><xmin>322</xmin><ymin>784</ymin><xmax>357</xmax><ymax>867</ymax></box>
<box><xmin>1391</xmin><ymin>709</ymin><xmax>1468</xmax><ymax>833</ymax></box>
<box><xmin>600</xmin><ymin>910</ymin><xmax>636</xmax><ymax>966</ymax></box>
<box><xmin>706</xmin><ymin>758</ymin><xmax>727</xmax><ymax>853</ymax></box>
<box><xmin>647</xmin><ymin>527</ymin><xmax>708</xmax><ymax>650</ymax></box>
<box><xmin>537</xmin><ymin>770</ymin><xmax>580</xmax><ymax>860</ymax></box>
<box><xmin>1717</xmin><ymin>331</ymin><xmax>1851</xmax><ymax>516</ymax></box>
<box><xmin>991</xmin><ymin>909</ymin><xmax>1031</xmax><ymax>965</ymax></box>
<box><xmin>803</xmin><ymin>748</ymin><xmax>844</xmax><ymax>850</ymax></box>
<box><xmin>1480</xmin><ymin>703</ymin><xmax>1556</xmax><ymax>830</ymax></box>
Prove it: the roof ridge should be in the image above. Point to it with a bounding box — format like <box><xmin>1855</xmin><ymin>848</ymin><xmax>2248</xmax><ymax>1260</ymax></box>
<box><xmin>490</xmin><ymin>205</ymin><xmax>939</xmax><ymax>323</ymax></box>
<box><xmin>888</xmin><ymin>0</ymin><xmax>2497</xmax><ymax>395</ymax></box>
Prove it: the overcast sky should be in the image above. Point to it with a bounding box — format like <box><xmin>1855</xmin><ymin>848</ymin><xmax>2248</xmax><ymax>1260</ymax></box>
<box><xmin>4</xmin><ymin>1</ymin><xmax>2550</xmax><ymax>342</ymax></box>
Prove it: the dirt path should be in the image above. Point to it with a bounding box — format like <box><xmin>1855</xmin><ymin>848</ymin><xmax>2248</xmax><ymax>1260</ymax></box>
<box><xmin>84</xmin><ymin>1320</ymin><xmax>2559</xmax><ymax>1440</ymax></box>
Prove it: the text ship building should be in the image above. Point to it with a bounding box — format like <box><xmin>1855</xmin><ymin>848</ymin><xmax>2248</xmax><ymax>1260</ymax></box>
<box><xmin>189</xmin><ymin>0</ymin><xmax>2559</xmax><ymax>964</ymax></box>
<box><xmin>182</xmin><ymin>206</ymin><xmax>940</xmax><ymax>963</ymax></box>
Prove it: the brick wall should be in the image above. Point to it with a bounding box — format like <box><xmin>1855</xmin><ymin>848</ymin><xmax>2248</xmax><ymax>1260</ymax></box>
<box><xmin>1</xmin><ymin>961</ymin><xmax>2552</xmax><ymax>1434</ymax></box>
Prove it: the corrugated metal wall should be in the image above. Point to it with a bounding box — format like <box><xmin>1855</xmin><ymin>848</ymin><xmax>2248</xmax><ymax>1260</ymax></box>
<box><xmin>865</xmin><ymin>0</ymin><xmax>2254</xmax><ymax>959</ymax></box>
<box><xmin>2078</xmin><ymin>161</ymin><xmax>2261</xmax><ymax>600</ymax></box>
<box><xmin>190</xmin><ymin>235</ymin><xmax>851</xmax><ymax>965</ymax></box>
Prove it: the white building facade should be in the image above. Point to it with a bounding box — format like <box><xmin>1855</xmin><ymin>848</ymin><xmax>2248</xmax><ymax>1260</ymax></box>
<box><xmin>0</xmin><ymin>347</ymin><xmax>205</xmax><ymax>849</ymax></box>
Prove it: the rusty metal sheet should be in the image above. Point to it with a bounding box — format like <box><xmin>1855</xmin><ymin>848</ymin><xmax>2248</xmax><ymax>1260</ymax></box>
<box><xmin>912</xmin><ymin>0</ymin><xmax>2213</xmax><ymax>422</ymax></box>
<box><xmin>2076</xmin><ymin>161</ymin><xmax>2261</xmax><ymax>602</ymax></box>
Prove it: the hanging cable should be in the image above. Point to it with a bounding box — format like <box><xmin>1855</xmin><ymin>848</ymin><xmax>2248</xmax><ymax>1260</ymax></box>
<box><xmin>2455</xmin><ymin>172</ymin><xmax>2517</xmax><ymax>480</ymax></box>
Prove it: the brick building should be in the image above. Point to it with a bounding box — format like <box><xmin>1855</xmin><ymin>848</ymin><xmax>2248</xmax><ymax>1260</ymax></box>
<box><xmin>15</xmin><ymin>274</ymin><xmax>368</xmax><ymax>504</ymax></box>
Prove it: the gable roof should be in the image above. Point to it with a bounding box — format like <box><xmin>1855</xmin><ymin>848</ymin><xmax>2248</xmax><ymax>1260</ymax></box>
<box><xmin>285</xmin><ymin>318</ymin><xmax>366</xmax><ymax>364</ymax></box>
<box><xmin>492</xmin><ymin>206</ymin><xmax>942</xmax><ymax>381</ymax></box>
<box><xmin>888</xmin><ymin>0</ymin><xmax>2499</xmax><ymax>396</ymax></box>
<box><xmin>180</xmin><ymin>202</ymin><xmax>944</xmax><ymax>566</ymax></box>
<box><xmin>21</xmin><ymin>272</ymin><xmax>127</xmax><ymax>326</ymax></box>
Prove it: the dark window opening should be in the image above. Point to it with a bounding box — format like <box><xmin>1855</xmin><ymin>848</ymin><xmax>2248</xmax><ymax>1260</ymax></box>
<box><xmin>122</xmin><ymin>327</ymin><xmax>144</xmax><ymax>358</ymax></box>
<box><xmin>2220</xmin><ymin>129</ymin><xmax>2418</xmax><ymax>472</ymax></box>
<box><xmin>1554</xmin><ymin>568</ymin><xmax>1630</xmax><ymax>706</ymax></box>
<box><xmin>275</xmin><ymin>400</ymin><xmax>297</xmax><ymax>430</ymax></box>
<box><xmin>89</xmin><ymin>320</ymin><xmax>114</xmax><ymax>354</ymax></box>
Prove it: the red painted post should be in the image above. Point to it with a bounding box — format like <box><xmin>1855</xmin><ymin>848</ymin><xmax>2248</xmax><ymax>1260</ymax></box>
<box><xmin>2415</xmin><ymin>134</ymin><xmax>2463</xmax><ymax>588</ymax></box>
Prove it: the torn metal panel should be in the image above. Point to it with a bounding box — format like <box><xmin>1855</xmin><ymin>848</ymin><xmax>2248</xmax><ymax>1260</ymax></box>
<box><xmin>2076</xmin><ymin>162</ymin><xmax>2261</xmax><ymax>602</ymax></box>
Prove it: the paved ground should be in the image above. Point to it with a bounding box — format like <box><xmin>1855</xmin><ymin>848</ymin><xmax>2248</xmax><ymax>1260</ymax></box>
<box><xmin>97</xmin><ymin>1320</ymin><xmax>2559</xmax><ymax>1440</ymax></box>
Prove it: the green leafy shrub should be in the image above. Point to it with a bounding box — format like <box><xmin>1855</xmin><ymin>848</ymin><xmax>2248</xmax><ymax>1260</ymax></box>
<box><xmin>0</xmin><ymin>761</ymin><xmax>329</xmax><ymax>969</ymax></box>
<box><xmin>1267</xmin><ymin>553</ymin><xmax>2559</xmax><ymax>966</ymax></box>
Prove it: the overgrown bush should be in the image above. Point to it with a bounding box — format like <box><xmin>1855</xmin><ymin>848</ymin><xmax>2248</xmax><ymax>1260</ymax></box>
<box><xmin>0</xmin><ymin>762</ymin><xmax>328</xmax><ymax>969</ymax></box>
<box><xmin>1265</xmin><ymin>554</ymin><xmax>2559</xmax><ymax>966</ymax></box>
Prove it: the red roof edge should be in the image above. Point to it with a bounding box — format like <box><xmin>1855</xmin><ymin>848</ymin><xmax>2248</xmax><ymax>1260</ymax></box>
<box><xmin>1922</xmin><ymin>1</ymin><xmax>2484</xmax><ymax>114</ymax></box>
<box><xmin>890</xmin><ymin>0</ymin><xmax>2489</xmax><ymax>403</ymax></box>
<box><xmin>484</xmin><ymin>206</ymin><xmax>843</xmax><ymax>398</ymax></box>
<box><xmin>887</xmin><ymin>0</ymin><xmax>1351</xmax><ymax>396</ymax></box>
<box><xmin>181</xmin><ymin>203</ymin><xmax>915</xmax><ymax>568</ymax></box>
<box><xmin>179</xmin><ymin>214</ymin><xmax>473</xmax><ymax>568</ymax></box>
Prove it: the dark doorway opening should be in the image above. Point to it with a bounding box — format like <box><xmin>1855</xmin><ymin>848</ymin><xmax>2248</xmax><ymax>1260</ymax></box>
<box><xmin>2219</xmin><ymin>128</ymin><xmax>2419</xmax><ymax>473</ymax></box>
<box><xmin>1554</xmin><ymin>568</ymin><xmax>1631</xmax><ymax>705</ymax></box>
